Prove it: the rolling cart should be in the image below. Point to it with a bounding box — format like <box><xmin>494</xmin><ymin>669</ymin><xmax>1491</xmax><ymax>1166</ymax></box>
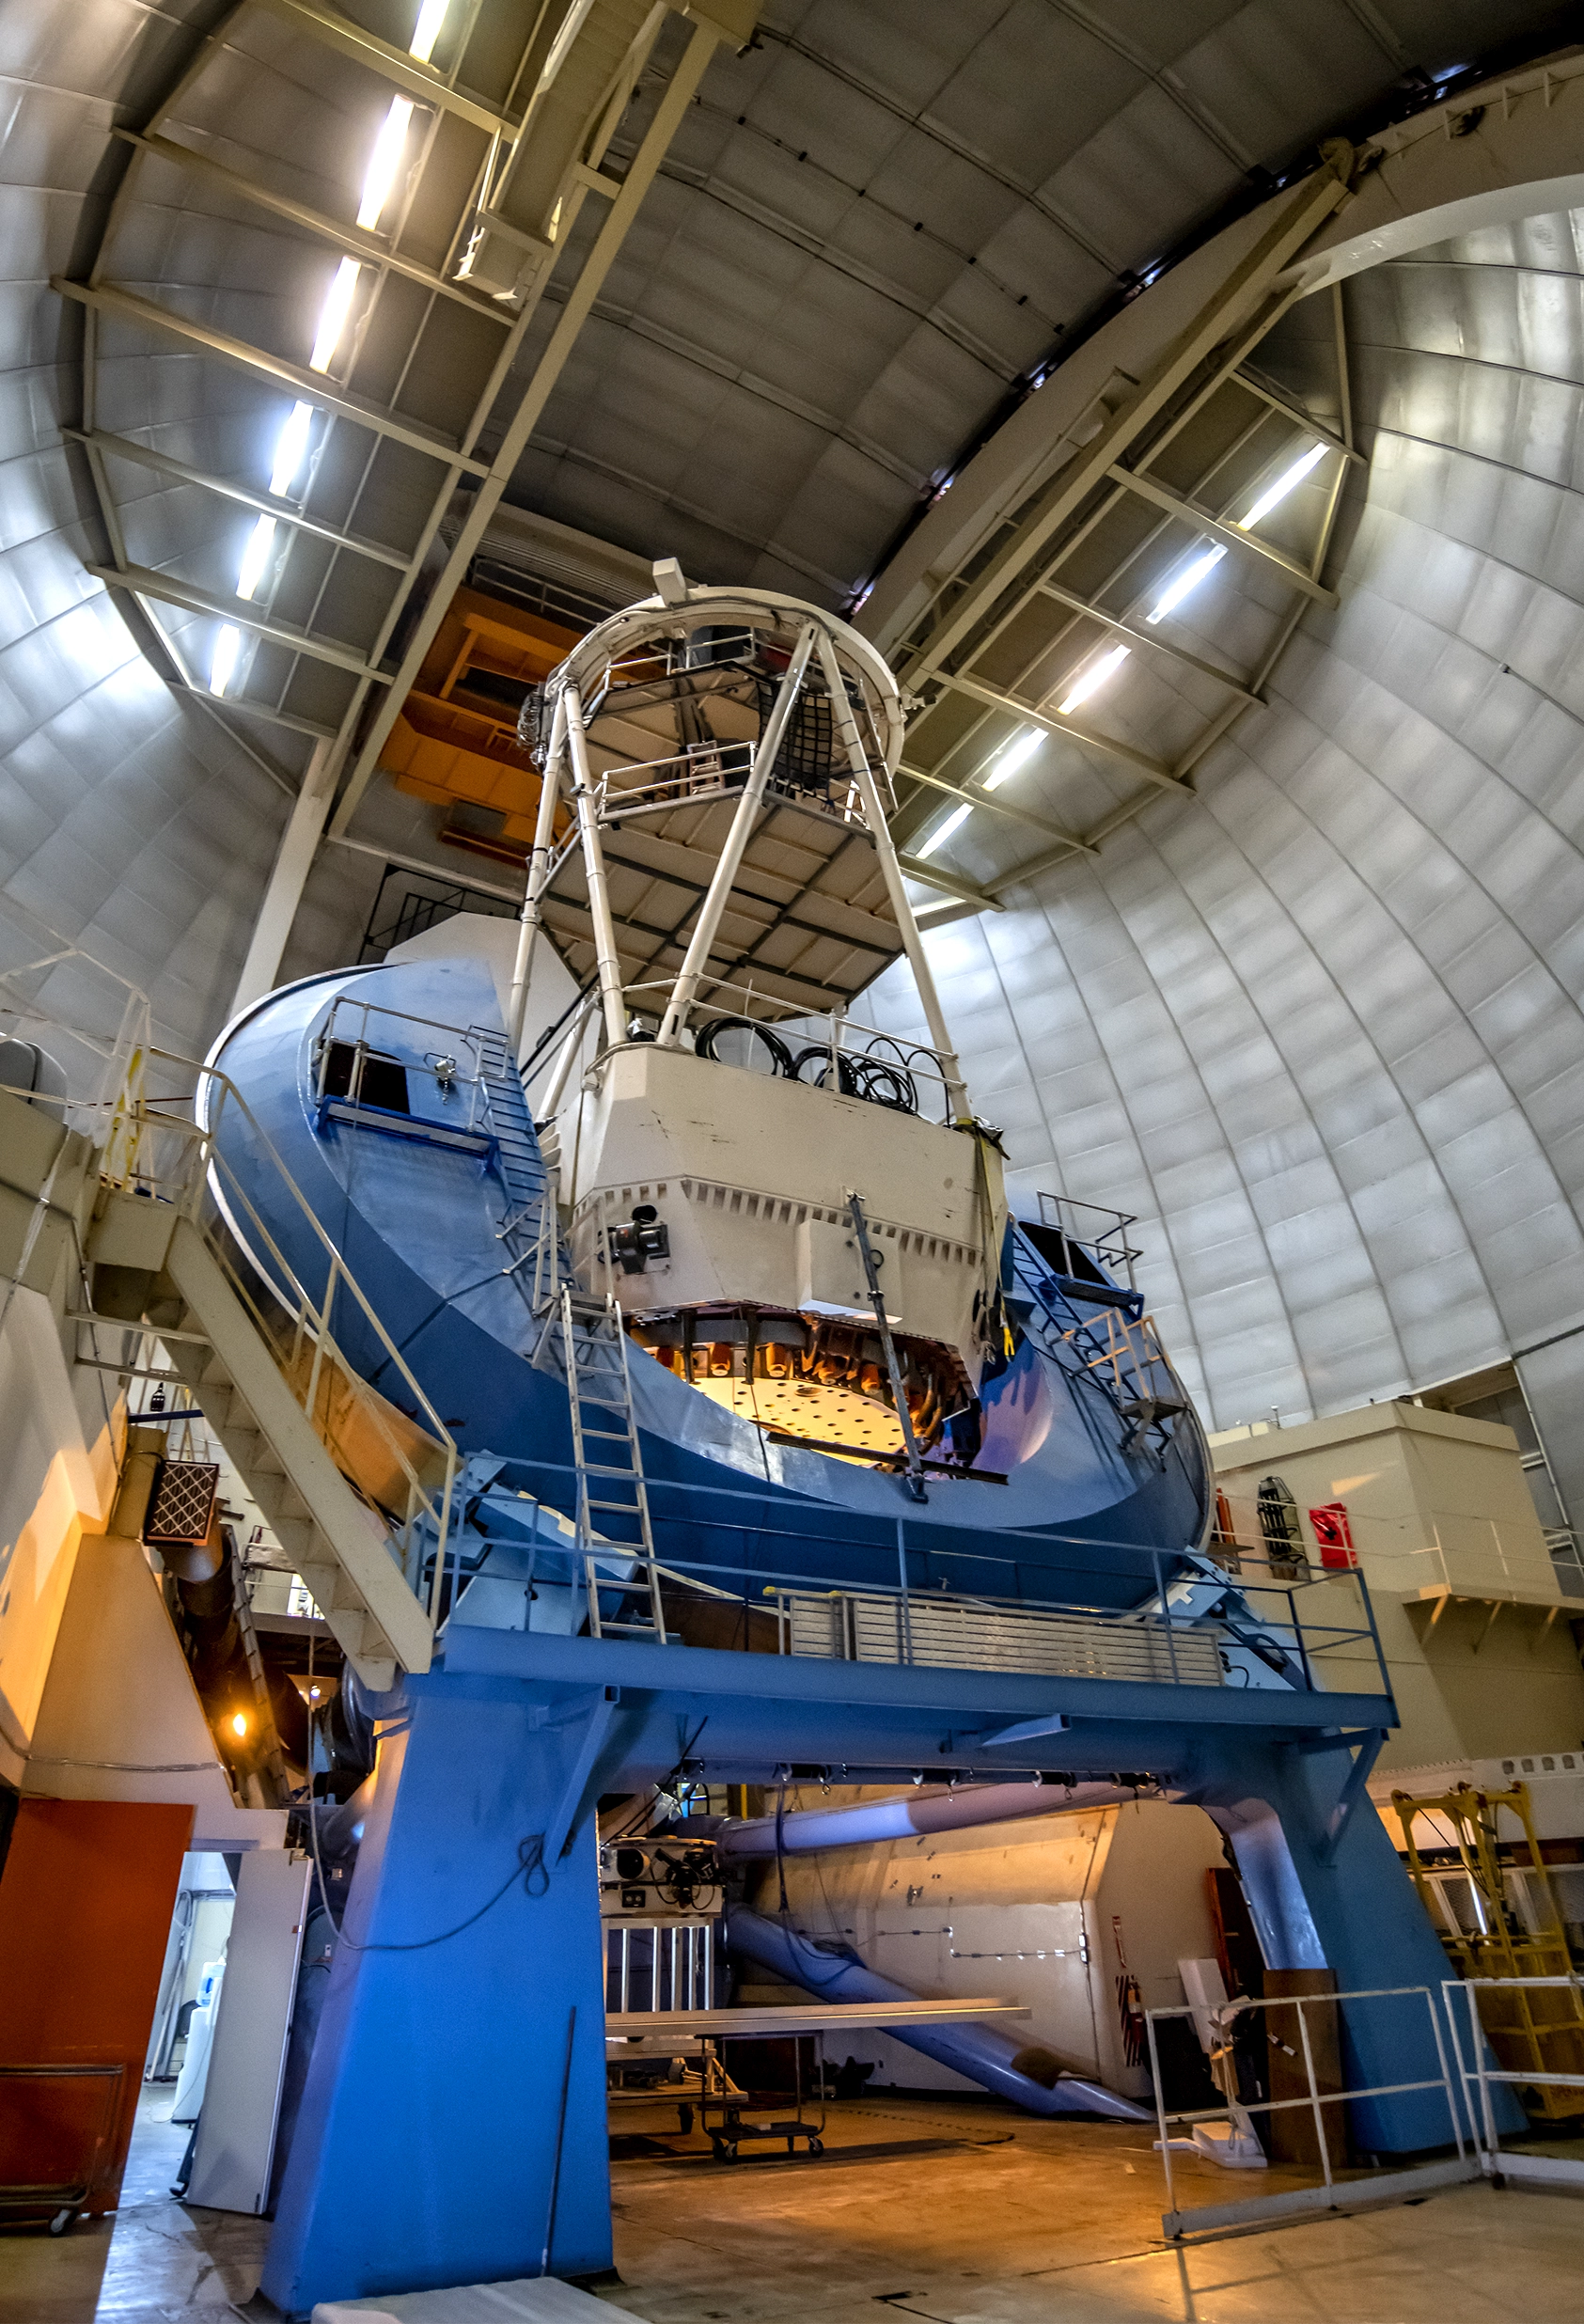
<box><xmin>0</xmin><ymin>2063</ymin><xmax>125</xmax><ymax>2233</ymax></box>
<box><xmin>698</xmin><ymin>2031</ymin><xmax>825</xmax><ymax>2159</ymax></box>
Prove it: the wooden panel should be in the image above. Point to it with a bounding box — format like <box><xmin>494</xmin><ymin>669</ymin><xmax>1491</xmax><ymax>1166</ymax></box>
<box><xmin>0</xmin><ymin>1798</ymin><xmax>193</xmax><ymax>2210</ymax></box>
<box><xmin>1206</xmin><ymin>1865</ymin><xmax>1264</xmax><ymax>2002</ymax></box>
<box><xmin>1263</xmin><ymin>1966</ymin><xmax>1347</xmax><ymax>2168</ymax></box>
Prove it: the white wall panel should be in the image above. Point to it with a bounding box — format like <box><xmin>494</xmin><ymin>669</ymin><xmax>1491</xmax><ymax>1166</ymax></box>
<box><xmin>870</xmin><ymin>208</ymin><xmax>1584</xmax><ymax>1532</ymax></box>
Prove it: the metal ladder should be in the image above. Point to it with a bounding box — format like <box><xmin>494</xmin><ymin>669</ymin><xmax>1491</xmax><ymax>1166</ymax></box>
<box><xmin>558</xmin><ymin>1285</ymin><xmax>667</xmax><ymax>1641</ymax></box>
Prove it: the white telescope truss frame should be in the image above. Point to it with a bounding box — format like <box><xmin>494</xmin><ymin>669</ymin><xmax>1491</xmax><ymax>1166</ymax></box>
<box><xmin>506</xmin><ymin>573</ymin><xmax>969</xmax><ymax>1121</ymax></box>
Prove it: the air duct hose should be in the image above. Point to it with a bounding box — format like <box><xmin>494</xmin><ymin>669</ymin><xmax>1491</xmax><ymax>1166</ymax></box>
<box><xmin>726</xmin><ymin>1907</ymin><xmax>1151</xmax><ymax>2122</ymax></box>
<box><xmin>721</xmin><ymin>1778</ymin><xmax>1148</xmax><ymax>1858</ymax></box>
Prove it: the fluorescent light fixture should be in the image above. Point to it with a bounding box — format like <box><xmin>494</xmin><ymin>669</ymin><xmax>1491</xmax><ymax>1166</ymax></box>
<box><xmin>211</xmin><ymin>624</ymin><xmax>242</xmax><ymax>697</ymax></box>
<box><xmin>1237</xmin><ymin>442</ymin><xmax>1325</xmax><ymax>531</ymax></box>
<box><xmin>409</xmin><ymin>0</ymin><xmax>448</xmax><ymax>60</ymax></box>
<box><xmin>913</xmin><ymin>728</ymin><xmax>1040</xmax><ymax>858</ymax></box>
<box><xmin>270</xmin><ymin>400</ymin><xmax>314</xmax><ymax>495</ymax></box>
<box><xmin>357</xmin><ymin>95</ymin><xmax>415</xmax><ymax>230</ymax></box>
<box><xmin>1147</xmin><ymin>542</ymin><xmax>1226</xmax><ymax>625</ymax></box>
<box><xmin>915</xmin><ymin>802</ymin><xmax>971</xmax><ymax>860</ymax></box>
<box><xmin>309</xmin><ymin>257</ymin><xmax>361</xmax><ymax>372</ymax></box>
<box><xmin>1058</xmin><ymin>643</ymin><xmax>1129</xmax><ymax>715</ymax></box>
<box><xmin>236</xmin><ymin>514</ymin><xmax>277</xmax><ymax>602</ymax></box>
<box><xmin>983</xmin><ymin>728</ymin><xmax>1041</xmax><ymax>792</ymax></box>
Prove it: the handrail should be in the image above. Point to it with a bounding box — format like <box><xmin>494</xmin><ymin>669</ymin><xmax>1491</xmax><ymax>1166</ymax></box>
<box><xmin>620</xmin><ymin>973</ymin><xmax>956</xmax><ymax>1076</ymax></box>
<box><xmin>439</xmin><ymin>1446</ymin><xmax>1395</xmax><ymax>1700</ymax></box>
<box><xmin>125</xmin><ymin>1048</ymin><xmax>459</xmax><ymax>1627</ymax></box>
<box><xmin>0</xmin><ymin>919</ymin><xmax>153</xmax><ymax>1168</ymax></box>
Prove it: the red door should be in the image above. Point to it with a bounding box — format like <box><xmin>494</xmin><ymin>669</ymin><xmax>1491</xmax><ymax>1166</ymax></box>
<box><xmin>0</xmin><ymin>1798</ymin><xmax>193</xmax><ymax>2215</ymax></box>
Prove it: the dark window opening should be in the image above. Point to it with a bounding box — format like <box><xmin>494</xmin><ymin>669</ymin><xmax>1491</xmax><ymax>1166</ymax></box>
<box><xmin>1020</xmin><ymin>1218</ymin><xmax>1111</xmax><ymax>1289</ymax></box>
<box><xmin>322</xmin><ymin>1042</ymin><xmax>411</xmax><ymax>1115</ymax></box>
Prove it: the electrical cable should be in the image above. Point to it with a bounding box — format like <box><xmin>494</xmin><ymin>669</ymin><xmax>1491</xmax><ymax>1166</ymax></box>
<box><xmin>609</xmin><ymin>1715</ymin><xmax>710</xmax><ymax>1841</ymax></box>
<box><xmin>694</xmin><ymin>1017</ymin><xmax>794</xmax><ymax>1077</ymax></box>
<box><xmin>302</xmin><ymin>1632</ymin><xmax>549</xmax><ymax>1953</ymax></box>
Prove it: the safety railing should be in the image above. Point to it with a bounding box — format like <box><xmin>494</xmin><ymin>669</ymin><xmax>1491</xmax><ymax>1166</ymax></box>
<box><xmin>1147</xmin><ymin>1986</ymin><xmax>1474</xmax><ymax>2238</ymax></box>
<box><xmin>310</xmin><ymin>995</ymin><xmax>490</xmax><ymax>1133</ymax></box>
<box><xmin>772</xmin><ymin>1581</ymin><xmax>1224</xmax><ymax>1685</ymax></box>
<box><xmin>1059</xmin><ymin>1303</ymin><xmax>1179</xmax><ymax>1426</ymax></box>
<box><xmin>0</xmin><ymin>918</ymin><xmax>152</xmax><ymax>1175</ymax></box>
<box><xmin>604</xmin><ymin>1921</ymin><xmax>715</xmax><ymax>2014</ymax></box>
<box><xmin>1033</xmin><ymin>1192</ymin><xmax>1142</xmax><ymax>1293</ymax></box>
<box><xmin>433</xmin><ymin>1451</ymin><xmax>1395</xmax><ymax>1704</ymax></box>
<box><xmin>0</xmin><ymin>942</ymin><xmax>455</xmax><ymax>1641</ymax></box>
<box><xmin>588</xmin><ymin>740</ymin><xmax>870</xmax><ymax>836</ymax></box>
<box><xmin>594</xmin><ymin>737</ymin><xmax>754</xmax><ymax>819</ymax></box>
<box><xmin>619</xmin><ymin>973</ymin><xmax>961</xmax><ymax>1123</ymax></box>
<box><xmin>122</xmin><ymin>1056</ymin><xmax>459</xmax><ymax>1628</ymax></box>
<box><xmin>1444</xmin><ymin>1974</ymin><xmax>1584</xmax><ymax>2186</ymax></box>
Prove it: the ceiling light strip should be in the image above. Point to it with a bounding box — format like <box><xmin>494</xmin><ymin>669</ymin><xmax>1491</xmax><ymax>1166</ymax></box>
<box><xmin>51</xmin><ymin>279</ymin><xmax>491</xmax><ymax>476</ymax></box>
<box><xmin>251</xmin><ymin>0</ymin><xmax>519</xmax><ymax>139</ymax></box>
<box><xmin>1104</xmin><ymin>463</ymin><xmax>1338</xmax><ymax>606</ymax></box>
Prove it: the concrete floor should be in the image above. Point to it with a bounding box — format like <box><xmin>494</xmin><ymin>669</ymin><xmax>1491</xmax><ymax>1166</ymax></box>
<box><xmin>4</xmin><ymin>2087</ymin><xmax>1582</xmax><ymax>2323</ymax></box>
<box><xmin>0</xmin><ymin>2085</ymin><xmax>268</xmax><ymax>2324</ymax></box>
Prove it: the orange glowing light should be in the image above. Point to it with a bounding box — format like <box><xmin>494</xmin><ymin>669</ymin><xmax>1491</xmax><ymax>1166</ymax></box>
<box><xmin>230</xmin><ymin>1712</ymin><xmax>249</xmax><ymax>1738</ymax></box>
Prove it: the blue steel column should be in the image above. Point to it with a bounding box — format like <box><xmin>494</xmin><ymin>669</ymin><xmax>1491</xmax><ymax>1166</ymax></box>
<box><xmin>262</xmin><ymin>1671</ymin><xmax>614</xmax><ymax>2313</ymax></box>
<box><xmin>1179</xmin><ymin>1735</ymin><xmax>1523</xmax><ymax>2149</ymax></box>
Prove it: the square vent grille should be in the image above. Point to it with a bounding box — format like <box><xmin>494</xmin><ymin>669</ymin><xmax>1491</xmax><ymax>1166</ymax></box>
<box><xmin>145</xmin><ymin>1460</ymin><xmax>220</xmax><ymax>1546</ymax></box>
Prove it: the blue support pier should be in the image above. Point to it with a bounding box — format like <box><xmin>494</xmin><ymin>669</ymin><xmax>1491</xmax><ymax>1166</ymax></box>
<box><xmin>263</xmin><ymin>1626</ymin><xmax>1480</xmax><ymax>2314</ymax></box>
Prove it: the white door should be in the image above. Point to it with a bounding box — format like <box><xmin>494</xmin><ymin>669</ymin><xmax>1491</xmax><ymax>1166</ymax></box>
<box><xmin>186</xmin><ymin>1850</ymin><xmax>313</xmax><ymax>2212</ymax></box>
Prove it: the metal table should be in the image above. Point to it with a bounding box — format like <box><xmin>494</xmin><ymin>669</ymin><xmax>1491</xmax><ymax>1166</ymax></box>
<box><xmin>605</xmin><ymin>2001</ymin><xmax>1029</xmax><ymax>2160</ymax></box>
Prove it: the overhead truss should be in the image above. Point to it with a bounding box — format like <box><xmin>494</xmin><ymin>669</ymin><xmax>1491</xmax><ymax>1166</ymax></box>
<box><xmin>876</xmin><ymin>159</ymin><xmax>1366</xmax><ymax>905</ymax></box>
<box><xmin>55</xmin><ymin>0</ymin><xmax>760</xmax><ymax>1006</ymax></box>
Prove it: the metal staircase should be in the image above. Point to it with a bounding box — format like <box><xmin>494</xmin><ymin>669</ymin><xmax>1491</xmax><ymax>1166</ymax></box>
<box><xmin>155</xmin><ymin>1217</ymin><xmax>441</xmax><ymax>1689</ymax></box>
<box><xmin>1007</xmin><ymin>1223</ymin><xmax>1184</xmax><ymax>1453</ymax></box>
<box><xmin>553</xmin><ymin>1284</ymin><xmax>667</xmax><ymax>1642</ymax></box>
<box><xmin>471</xmin><ymin>1022</ymin><xmax>576</xmax><ymax>1317</ymax></box>
<box><xmin>79</xmin><ymin>1059</ymin><xmax>459</xmax><ymax>1690</ymax></box>
<box><xmin>471</xmin><ymin>1023</ymin><xmax>549</xmax><ymax>1242</ymax></box>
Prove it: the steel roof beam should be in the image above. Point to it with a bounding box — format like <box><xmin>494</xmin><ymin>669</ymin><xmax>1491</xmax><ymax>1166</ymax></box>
<box><xmin>941</xmin><ymin>673</ymin><xmax>1187</xmax><ymax>792</ymax></box>
<box><xmin>1033</xmin><ymin>578</ymin><xmax>1262</xmax><ymax>706</ymax></box>
<box><xmin>1103</xmin><ymin>463</ymin><xmax>1340</xmax><ymax>606</ymax></box>
<box><xmin>984</xmin><ymin>360</ymin><xmax>1359</xmax><ymax>903</ymax></box>
<box><xmin>114</xmin><ymin>131</ymin><xmax>514</xmax><ymax>322</ymax></box>
<box><xmin>167</xmin><ymin>681</ymin><xmax>338</xmax><ymax>742</ymax></box>
<box><xmin>896</xmin><ymin>855</ymin><xmax>1006</xmax><ymax>911</ymax></box>
<box><xmin>899</xmin><ymin>164</ymin><xmax>1353</xmax><ymax>686</ymax></box>
<box><xmin>904</xmin><ymin>312</ymin><xmax>1296</xmax><ymax>724</ymax></box>
<box><xmin>251</xmin><ymin>0</ymin><xmax>523</xmax><ymax>138</ymax></box>
<box><xmin>900</xmin><ymin>760</ymin><xmax>1098</xmax><ymax>855</ymax></box>
<box><xmin>1232</xmin><ymin>367</ymin><xmax>1365</xmax><ymax>463</ymax></box>
<box><xmin>67</xmin><ymin>428</ymin><xmax>413</xmax><ymax>572</ymax></box>
<box><xmin>87</xmin><ymin>561</ymin><xmax>392</xmax><ymax>683</ymax></box>
<box><xmin>52</xmin><ymin>278</ymin><xmax>491</xmax><ymax>478</ymax></box>
<box><xmin>327</xmin><ymin>16</ymin><xmax>735</xmax><ymax>840</ymax></box>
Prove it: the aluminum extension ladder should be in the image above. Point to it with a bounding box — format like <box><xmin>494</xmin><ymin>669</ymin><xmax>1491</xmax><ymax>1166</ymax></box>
<box><xmin>557</xmin><ymin>1285</ymin><xmax>668</xmax><ymax>1642</ymax></box>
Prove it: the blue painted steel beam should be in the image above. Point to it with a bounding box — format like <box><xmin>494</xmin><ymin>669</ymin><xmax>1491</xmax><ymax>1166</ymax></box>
<box><xmin>442</xmin><ymin>1624</ymin><xmax>1399</xmax><ymax>1738</ymax></box>
<box><xmin>261</xmin><ymin>1638</ymin><xmax>1513</xmax><ymax>2314</ymax></box>
<box><xmin>263</xmin><ymin>1677</ymin><xmax>615</xmax><ymax>2316</ymax></box>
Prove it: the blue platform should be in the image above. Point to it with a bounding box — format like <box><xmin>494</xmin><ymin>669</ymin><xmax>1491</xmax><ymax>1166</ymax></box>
<box><xmin>214</xmin><ymin>942</ymin><xmax>1503</xmax><ymax>2318</ymax></box>
<box><xmin>260</xmin><ymin>1620</ymin><xmax>1489</xmax><ymax>2316</ymax></box>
